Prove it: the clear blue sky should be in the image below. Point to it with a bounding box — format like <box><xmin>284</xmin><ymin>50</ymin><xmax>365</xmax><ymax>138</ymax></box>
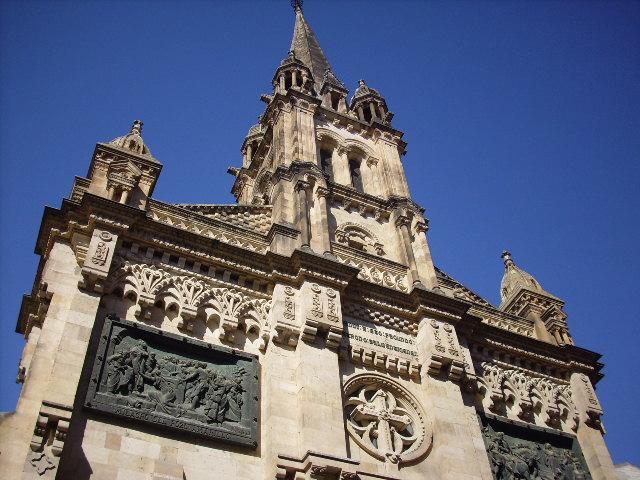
<box><xmin>1</xmin><ymin>0</ymin><xmax>638</xmax><ymax>466</ymax></box>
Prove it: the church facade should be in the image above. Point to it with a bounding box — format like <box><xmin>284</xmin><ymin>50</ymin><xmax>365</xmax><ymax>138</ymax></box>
<box><xmin>0</xmin><ymin>4</ymin><xmax>617</xmax><ymax>480</ymax></box>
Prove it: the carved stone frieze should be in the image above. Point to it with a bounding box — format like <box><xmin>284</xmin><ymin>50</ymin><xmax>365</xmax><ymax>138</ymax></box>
<box><xmin>343</xmin><ymin>374</ymin><xmax>432</xmax><ymax>465</ymax></box>
<box><xmin>84</xmin><ymin>316</ymin><xmax>259</xmax><ymax>447</ymax></box>
<box><xmin>476</xmin><ymin>362</ymin><xmax>578</xmax><ymax>433</ymax></box>
<box><xmin>276</xmin><ymin>450</ymin><xmax>401</xmax><ymax>480</ymax></box>
<box><xmin>271</xmin><ymin>285</ymin><xmax>301</xmax><ymax>347</ymax></box>
<box><xmin>107</xmin><ymin>260</ymin><xmax>271</xmax><ymax>350</ymax></box>
<box><xmin>335</xmin><ymin>249</ymin><xmax>408</xmax><ymax>292</ymax></box>
<box><xmin>570</xmin><ymin>373</ymin><xmax>603</xmax><ymax>430</ymax></box>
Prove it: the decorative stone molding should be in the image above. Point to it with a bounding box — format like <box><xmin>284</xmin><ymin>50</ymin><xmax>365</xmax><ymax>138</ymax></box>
<box><xmin>276</xmin><ymin>451</ymin><xmax>401</xmax><ymax>480</ymax></box>
<box><xmin>416</xmin><ymin>318</ymin><xmax>464</xmax><ymax>381</ymax></box>
<box><xmin>79</xmin><ymin>228</ymin><xmax>118</xmax><ymax>293</ymax></box>
<box><xmin>300</xmin><ymin>282</ymin><xmax>343</xmax><ymax>349</ymax></box>
<box><xmin>107</xmin><ymin>261</ymin><xmax>272</xmax><ymax>350</ymax></box>
<box><xmin>476</xmin><ymin>362</ymin><xmax>579</xmax><ymax>433</ymax></box>
<box><xmin>334</xmin><ymin>245</ymin><xmax>408</xmax><ymax>292</ymax></box>
<box><xmin>25</xmin><ymin>400</ymin><xmax>72</xmax><ymax>477</ymax></box>
<box><xmin>570</xmin><ymin>372</ymin><xmax>604</xmax><ymax>430</ymax></box>
<box><xmin>342</xmin><ymin>301</ymin><xmax>417</xmax><ymax>335</ymax></box>
<box><xmin>335</xmin><ymin>223</ymin><xmax>385</xmax><ymax>256</ymax></box>
<box><xmin>272</xmin><ymin>285</ymin><xmax>301</xmax><ymax>347</ymax></box>
<box><xmin>343</xmin><ymin>374</ymin><xmax>432</xmax><ymax>465</ymax></box>
<box><xmin>341</xmin><ymin>315</ymin><xmax>420</xmax><ymax>380</ymax></box>
<box><xmin>150</xmin><ymin>200</ymin><xmax>271</xmax><ymax>248</ymax></box>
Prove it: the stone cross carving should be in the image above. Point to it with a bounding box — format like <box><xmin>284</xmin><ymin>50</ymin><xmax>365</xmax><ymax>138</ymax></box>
<box><xmin>347</xmin><ymin>388</ymin><xmax>415</xmax><ymax>463</ymax></box>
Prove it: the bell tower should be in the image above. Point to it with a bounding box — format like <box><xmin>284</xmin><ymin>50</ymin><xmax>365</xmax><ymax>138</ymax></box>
<box><xmin>231</xmin><ymin>1</ymin><xmax>438</xmax><ymax>290</ymax></box>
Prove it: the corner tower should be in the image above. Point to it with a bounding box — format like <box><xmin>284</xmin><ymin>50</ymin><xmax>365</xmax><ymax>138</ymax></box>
<box><xmin>231</xmin><ymin>2</ymin><xmax>437</xmax><ymax>291</ymax></box>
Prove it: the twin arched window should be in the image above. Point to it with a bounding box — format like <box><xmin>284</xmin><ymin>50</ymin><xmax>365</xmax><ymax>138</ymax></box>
<box><xmin>317</xmin><ymin>142</ymin><xmax>367</xmax><ymax>194</ymax></box>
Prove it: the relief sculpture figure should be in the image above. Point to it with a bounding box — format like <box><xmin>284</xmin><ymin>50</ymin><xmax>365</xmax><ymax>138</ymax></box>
<box><xmin>483</xmin><ymin>427</ymin><xmax>590</xmax><ymax>480</ymax></box>
<box><xmin>102</xmin><ymin>337</ymin><xmax>246</xmax><ymax>424</ymax></box>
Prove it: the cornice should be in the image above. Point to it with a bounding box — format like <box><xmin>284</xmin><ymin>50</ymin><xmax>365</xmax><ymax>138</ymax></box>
<box><xmin>460</xmin><ymin>314</ymin><xmax>604</xmax><ymax>383</ymax></box>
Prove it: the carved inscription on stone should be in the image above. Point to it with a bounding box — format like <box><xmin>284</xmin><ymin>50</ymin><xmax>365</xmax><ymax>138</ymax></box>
<box><xmin>84</xmin><ymin>316</ymin><xmax>259</xmax><ymax>447</ymax></box>
<box><xmin>481</xmin><ymin>415</ymin><xmax>591</xmax><ymax>480</ymax></box>
<box><xmin>343</xmin><ymin>317</ymin><xmax>417</xmax><ymax>359</ymax></box>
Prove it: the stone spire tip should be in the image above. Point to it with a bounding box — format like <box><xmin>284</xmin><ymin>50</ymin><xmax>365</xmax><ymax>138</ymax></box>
<box><xmin>501</xmin><ymin>250</ymin><xmax>514</xmax><ymax>267</ymax></box>
<box><xmin>131</xmin><ymin>120</ymin><xmax>143</xmax><ymax>134</ymax></box>
<box><xmin>291</xmin><ymin>0</ymin><xmax>303</xmax><ymax>12</ymax></box>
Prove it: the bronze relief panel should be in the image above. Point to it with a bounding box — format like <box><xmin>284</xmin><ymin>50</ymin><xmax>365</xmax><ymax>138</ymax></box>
<box><xmin>84</xmin><ymin>315</ymin><xmax>259</xmax><ymax>447</ymax></box>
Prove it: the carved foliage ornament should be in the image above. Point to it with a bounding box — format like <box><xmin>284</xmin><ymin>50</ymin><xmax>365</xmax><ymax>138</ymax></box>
<box><xmin>477</xmin><ymin>362</ymin><xmax>579</xmax><ymax>432</ymax></box>
<box><xmin>84</xmin><ymin>316</ymin><xmax>259</xmax><ymax>447</ymax></box>
<box><xmin>108</xmin><ymin>262</ymin><xmax>271</xmax><ymax>349</ymax></box>
<box><xmin>344</xmin><ymin>374</ymin><xmax>432</xmax><ymax>465</ymax></box>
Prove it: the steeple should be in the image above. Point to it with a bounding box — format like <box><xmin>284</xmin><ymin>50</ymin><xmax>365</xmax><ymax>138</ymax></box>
<box><xmin>289</xmin><ymin>0</ymin><xmax>341</xmax><ymax>93</ymax></box>
<box><xmin>231</xmin><ymin>1</ymin><xmax>438</xmax><ymax>291</ymax></box>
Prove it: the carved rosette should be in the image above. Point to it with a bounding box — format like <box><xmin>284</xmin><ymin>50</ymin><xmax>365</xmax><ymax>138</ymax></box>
<box><xmin>343</xmin><ymin>374</ymin><xmax>432</xmax><ymax>465</ymax></box>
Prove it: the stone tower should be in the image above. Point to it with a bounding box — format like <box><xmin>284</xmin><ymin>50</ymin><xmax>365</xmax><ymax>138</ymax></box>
<box><xmin>0</xmin><ymin>3</ymin><xmax>616</xmax><ymax>480</ymax></box>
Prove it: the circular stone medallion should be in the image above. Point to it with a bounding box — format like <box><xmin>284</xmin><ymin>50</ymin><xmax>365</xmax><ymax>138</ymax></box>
<box><xmin>343</xmin><ymin>374</ymin><xmax>432</xmax><ymax>464</ymax></box>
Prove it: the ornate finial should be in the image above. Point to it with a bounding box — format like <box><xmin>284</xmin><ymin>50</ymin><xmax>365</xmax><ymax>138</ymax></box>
<box><xmin>131</xmin><ymin>120</ymin><xmax>143</xmax><ymax>135</ymax></box>
<box><xmin>358</xmin><ymin>79</ymin><xmax>366</xmax><ymax>86</ymax></box>
<box><xmin>291</xmin><ymin>0</ymin><xmax>303</xmax><ymax>12</ymax></box>
<box><xmin>501</xmin><ymin>250</ymin><xmax>514</xmax><ymax>267</ymax></box>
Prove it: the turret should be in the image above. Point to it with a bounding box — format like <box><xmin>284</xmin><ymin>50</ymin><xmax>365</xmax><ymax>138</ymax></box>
<box><xmin>350</xmin><ymin>80</ymin><xmax>393</xmax><ymax>125</ymax></box>
<box><xmin>499</xmin><ymin>251</ymin><xmax>574</xmax><ymax>345</ymax></box>
<box><xmin>71</xmin><ymin>120</ymin><xmax>162</xmax><ymax>209</ymax></box>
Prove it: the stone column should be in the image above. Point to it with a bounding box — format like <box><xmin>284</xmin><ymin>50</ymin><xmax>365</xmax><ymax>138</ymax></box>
<box><xmin>396</xmin><ymin>215</ymin><xmax>421</xmax><ymax>286</ymax></box>
<box><xmin>296</xmin><ymin>180</ymin><xmax>311</xmax><ymax>249</ymax></box>
<box><xmin>369</xmin><ymin>102</ymin><xmax>377</xmax><ymax>120</ymax></box>
<box><xmin>315</xmin><ymin>186</ymin><xmax>332</xmax><ymax>256</ymax></box>
<box><xmin>332</xmin><ymin>146</ymin><xmax>351</xmax><ymax>186</ymax></box>
<box><xmin>526</xmin><ymin>310</ymin><xmax>555</xmax><ymax>343</ymax></box>
<box><xmin>119</xmin><ymin>188</ymin><xmax>130</xmax><ymax>204</ymax></box>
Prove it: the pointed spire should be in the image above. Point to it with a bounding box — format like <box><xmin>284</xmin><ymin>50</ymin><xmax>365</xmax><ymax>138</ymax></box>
<box><xmin>289</xmin><ymin>2</ymin><xmax>340</xmax><ymax>93</ymax></box>
<box><xmin>500</xmin><ymin>250</ymin><xmax>549</xmax><ymax>303</ymax></box>
<box><xmin>108</xmin><ymin>119</ymin><xmax>154</xmax><ymax>158</ymax></box>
